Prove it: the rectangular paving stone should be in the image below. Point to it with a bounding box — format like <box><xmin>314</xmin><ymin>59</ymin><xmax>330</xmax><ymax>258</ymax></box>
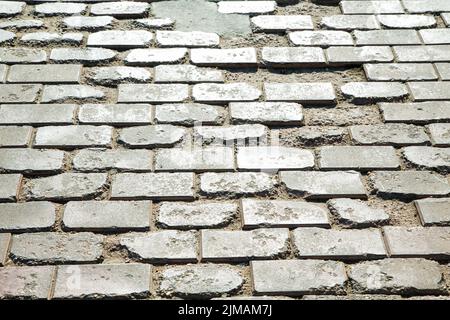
<box><xmin>73</xmin><ymin>149</ymin><xmax>152</xmax><ymax>172</ymax></box>
<box><xmin>280</xmin><ymin>171</ymin><xmax>367</xmax><ymax>199</ymax></box>
<box><xmin>261</xmin><ymin>47</ymin><xmax>326</xmax><ymax>67</ymax></box>
<box><xmin>41</xmin><ymin>85</ymin><xmax>104</xmax><ymax>103</ymax></box>
<box><xmin>403</xmin><ymin>0</ymin><xmax>450</xmax><ymax>13</ymax></box>
<box><xmin>327</xmin><ymin>46</ymin><xmax>394</xmax><ymax>65</ymax></box>
<box><xmin>419</xmin><ymin>29</ymin><xmax>450</xmax><ymax>44</ymax></box>
<box><xmin>35</xmin><ymin>2</ymin><xmax>86</xmax><ymax>16</ymax></box>
<box><xmin>0</xmin><ymin>233</ymin><xmax>10</xmax><ymax>266</ymax></box>
<box><xmin>264</xmin><ymin>83</ymin><xmax>336</xmax><ymax>105</ymax></box>
<box><xmin>349</xmin><ymin>124</ymin><xmax>430</xmax><ymax>146</ymax></box>
<box><xmin>90</xmin><ymin>1</ymin><xmax>149</xmax><ymax>18</ymax></box>
<box><xmin>340</xmin><ymin>1</ymin><xmax>404</xmax><ymax>14</ymax></box>
<box><xmin>194</xmin><ymin>124</ymin><xmax>267</xmax><ymax>145</ymax></box>
<box><xmin>371</xmin><ymin>171</ymin><xmax>450</xmax><ymax>199</ymax></box>
<box><xmin>0</xmin><ymin>126</ymin><xmax>32</xmax><ymax>147</ymax></box>
<box><xmin>319</xmin><ymin>146</ymin><xmax>400</xmax><ymax>170</ymax></box>
<box><xmin>190</xmin><ymin>48</ymin><xmax>257</xmax><ymax>67</ymax></box>
<box><xmin>0</xmin><ymin>149</ymin><xmax>65</xmax><ymax>174</ymax></box>
<box><xmin>0</xmin><ymin>48</ymin><xmax>47</xmax><ymax>64</ymax></box>
<box><xmin>78</xmin><ymin>104</ymin><xmax>152</xmax><ymax>126</ymax></box>
<box><xmin>10</xmin><ymin>232</ymin><xmax>104</xmax><ymax>264</ymax></box>
<box><xmin>63</xmin><ymin>201</ymin><xmax>151</xmax><ymax>231</ymax></box>
<box><xmin>111</xmin><ymin>172</ymin><xmax>195</xmax><ymax>200</ymax></box>
<box><xmin>251</xmin><ymin>15</ymin><xmax>313</xmax><ymax>32</ymax></box>
<box><xmin>0</xmin><ymin>65</ymin><xmax>7</xmax><ymax>83</ymax></box>
<box><xmin>87</xmin><ymin>30</ymin><xmax>153</xmax><ymax>49</ymax></box>
<box><xmin>201</xmin><ymin>228</ymin><xmax>289</xmax><ymax>262</ymax></box>
<box><xmin>118</xmin><ymin>84</ymin><xmax>189</xmax><ymax>103</ymax></box>
<box><xmin>193</xmin><ymin>83</ymin><xmax>261</xmax><ymax>103</ymax></box>
<box><xmin>380</xmin><ymin>102</ymin><xmax>450</xmax><ymax>124</ymax></box>
<box><xmin>230</xmin><ymin>102</ymin><xmax>303</xmax><ymax>125</ymax></box>
<box><xmin>0</xmin><ymin>104</ymin><xmax>75</xmax><ymax>126</ymax></box>
<box><xmin>53</xmin><ymin>264</ymin><xmax>150</xmax><ymax>299</ymax></box>
<box><xmin>394</xmin><ymin>45</ymin><xmax>450</xmax><ymax>62</ymax></box>
<box><xmin>217</xmin><ymin>1</ymin><xmax>277</xmax><ymax>15</ymax></box>
<box><xmin>35</xmin><ymin>125</ymin><xmax>112</xmax><ymax>149</ymax></box>
<box><xmin>251</xmin><ymin>260</ymin><xmax>347</xmax><ymax>296</ymax></box>
<box><xmin>241</xmin><ymin>199</ymin><xmax>330</xmax><ymax>229</ymax></box>
<box><xmin>409</xmin><ymin>82</ymin><xmax>450</xmax><ymax>101</ymax></box>
<box><xmin>7</xmin><ymin>64</ymin><xmax>82</xmax><ymax>83</ymax></box>
<box><xmin>403</xmin><ymin>146</ymin><xmax>450</xmax><ymax>170</ymax></box>
<box><xmin>155</xmin><ymin>147</ymin><xmax>234</xmax><ymax>172</ymax></box>
<box><xmin>341</xmin><ymin>82</ymin><xmax>408</xmax><ymax>104</ymax></box>
<box><xmin>118</xmin><ymin>125</ymin><xmax>187</xmax><ymax>148</ymax></box>
<box><xmin>322</xmin><ymin>15</ymin><xmax>380</xmax><ymax>30</ymax></box>
<box><xmin>26</xmin><ymin>173</ymin><xmax>108</xmax><ymax>201</ymax></box>
<box><xmin>154</xmin><ymin>65</ymin><xmax>223</xmax><ymax>83</ymax></box>
<box><xmin>292</xmin><ymin>228</ymin><xmax>387</xmax><ymax>260</ymax></box>
<box><xmin>0</xmin><ymin>174</ymin><xmax>21</xmax><ymax>202</ymax></box>
<box><xmin>20</xmin><ymin>32</ymin><xmax>83</xmax><ymax>45</ymax></box>
<box><xmin>383</xmin><ymin>226</ymin><xmax>450</xmax><ymax>259</ymax></box>
<box><xmin>377</xmin><ymin>14</ymin><xmax>436</xmax><ymax>29</ymax></box>
<box><xmin>289</xmin><ymin>31</ymin><xmax>353</xmax><ymax>47</ymax></box>
<box><xmin>87</xmin><ymin>66</ymin><xmax>151</xmax><ymax>86</ymax></box>
<box><xmin>0</xmin><ymin>1</ymin><xmax>25</xmax><ymax>17</ymax></box>
<box><xmin>237</xmin><ymin>146</ymin><xmax>314</xmax><ymax>170</ymax></box>
<box><xmin>427</xmin><ymin>123</ymin><xmax>450</xmax><ymax>146</ymax></box>
<box><xmin>156</xmin><ymin>31</ymin><xmax>219</xmax><ymax>48</ymax></box>
<box><xmin>415</xmin><ymin>198</ymin><xmax>450</xmax><ymax>226</ymax></box>
<box><xmin>0</xmin><ymin>266</ymin><xmax>54</xmax><ymax>299</ymax></box>
<box><xmin>354</xmin><ymin>30</ymin><xmax>420</xmax><ymax>45</ymax></box>
<box><xmin>200</xmin><ymin>172</ymin><xmax>276</xmax><ymax>196</ymax></box>
<box><xmin>0</xmin><ymin>84</ymin><xmax>41</xmax><ymax>103</ymax></box>
<box><xmin>327</xmin><ymin>198</ymin><xmax>389</xmax><ymax>228</ymax></box>
<box><xmin>124</xmin><ymin>48</ymin><xmax>187</xmax><ymax>66</ymax></box>
<box><xmin>50</xmin><ymin>48</ymin><xmax>117</xmax><ymax>64</ymax></box>
<box><xmin>154</xmin><ymin>103</ymin><xmax>223</xmax><ymax>126</ymax></box>
<box><xmin>435</xmin><ymin>63</ymin><xmax>450</xmax><ymax>80</ymax></box>
<box><xmin>0</xmin><ymin>202</ymin><xmax>55</xmax><ymax>232</ymax></box>
<box><xmin>364</xmin><ymin>63</ymin><xmax>437</xmax><ymax>81</ymax></box>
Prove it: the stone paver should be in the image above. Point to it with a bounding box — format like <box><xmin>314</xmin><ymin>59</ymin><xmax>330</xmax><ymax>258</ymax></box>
<box><xmin>265</xmin><ymin>83</ymin><xmax>336</xmax><ymax>104</ymax></box>
<box><xmin>0</xmin><ymin>266</ymin><xmax>54</xmax><ymax>299</ymax></box>
<box><xmin>0</xmin><ymin>148</ymin><xmax>65</xmax><ymax>174</ymax></box>
<box><xmin>0</xmin><ymin>104</ymin><xmax>75</xmax><ymax>126</ymax></box>
<box><xmin>380</xmin><ymin>102</ymin><xmax>450</xmax><ymax>124</ymax></box>
<box><xmin>90</xmin><ymin>1</ymin><xmax>149</xmax><ymax>18</ymax></box>
<box><xmin>0</xmin><ymin>84</ymin><xmax>41</xmax><ymax>103</ymax></box>
<box><xmin>118</xmin><ymin>125</ymin><xmax>187</xmax><ymax>148</ymax></box>
<box><xmin>364</xmin><ymin>63</ymin><xmax>437</xmax><ymax>81</ymax></box>
<box><xmin>327</xmin><ymin>198</ymin><xmax>389</xmax><ymax>227</ymax></box>
<box><xmin>78</xmin><ymin>104</ymin><xmax>151</xmax><ymax>125</ymax></box>
<box><xmin>193</xmin><ymin>83</ymin><xmax>261</xmax><ymax>103</ymax></box>
<box><xmin>41</xmin><ymin>85</ymin><xmax>105</xmax><ymax>103</ymax></box>
<box><xmin>87</xmin><ymin>30</ymin><xmax>153</xmax><ymax>49</ymax></box>
<box><xmin>427</xmin><ymin>123</ymin><xmax>450</xmax><ymax>146</ymax></box>
<box><xmin>156</xmin><ymin>31</ymin><xmax>219</xmax><ymax>48</ymax></box>
<box><xmin>0</xmin><ymin>126</ymin><xmax>32</xmax><ymax>147</ymax></box>
<box><xmin>261</xmin><ymin>47</ymin><xmax>326</xmax><ymax>67</ymax></box>
<box><xmin>0</xmin><ymin>174</ymin><xmax>22</xmax><ymax>202</ymax></box>
<box><xmin>237</xmin><ymin>146</ymin><xmax>314</xmax><ymax>170</ymax></box>
<box><xmin>200</xmin><ymin>172</ymin><xmax>276</xmax><ymax>196</ymax></box>
<box><xmin>415</xmin><ymin>198</ymin><xmax>450</xmax><ymax>226</ymax></box>
<box><xmin>118</xmin><ymin>84</ymin><xmax>188</xmax><ymax>103</ymax></box>
<box><xmin>408</xmin><ymin>82</ymin><xmax>450</xmax><ymax>101</ymax></box>
<box><xmin>0</xmin><ymin>202</ymin><xmax>55</xmax><ymax>232</ymax></box>
<box><xmin>7</xmin><ymin>64</ymin><xmax>82</xmax><ymax>83</ymax></box>
<box><xmin>341</xmin><ymin>82</ymin><xmax>408</xmax><ymax>104</ymax></box>
<box><xmin>125</xmin><ymin>48</ymin><xmax>187</xmax><ymax>65</ymax></box>
<box><xmin>327</xmin><ymin>46</ymin><xmax>394</xmax><ymax>65</ymax></box>
<box><xmin>251</xmin><ymin>15</ymin><xmax>313</xmax><ymax>32</ymax></box>
<box><xmin>403</xmin><ymin>146</ymin><xmax>450</xmax><ymax>170</ymax></box>
<box><xmin>0</xmin><ymin>233</ymin><xmax>10</xmax><ymax>266</ymax></box>
<box><xmin>0</xmin><ymin>48</ymin><xmax>47</xmax><ymax>63</ymax></box>
<box><xmin>230</xmin><ymin>102</ymin><xmax>303</xmax><ymax>125</ymax></box>
<box><xmin>191</xmin><ymin>48</ymin><xmax>257</xmax><ymax>67</ymax></box>
<box><xmin>35</xmin><ymin>125</ymin><xmax>112</xmax><ymax>149</ymax></box>
<box><xmin>289</xmin><ymin>31</ymin><xmax>353</xmax><ymax>47</ymax></box>
<box><xmin>154</xmin><ymin>65</ymin><xmax>223</xmax><ymax>83</ymax></box>
<box><xmin>349</xmin><ymin>124</ymin><xmax>430</xmax><ymax>146</ymax></box>
<box><xmin>73</xmin><ymin>149</ymin><xmax>152</xmax><ymax>172</ymax></box>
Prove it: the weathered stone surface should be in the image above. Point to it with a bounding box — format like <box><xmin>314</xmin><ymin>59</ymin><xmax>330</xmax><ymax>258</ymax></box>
<box><xmin>118</xmin><ymin>84</ymin><xmax>188</xmax><ymax>103</ymax></box>
<box><xmin>50</xmin><ymin>48</ymin><xmax>117</xmax><ymax>64</ymax></box>
<box><xmin>305</xmin><ymin>106</ymin><xmax>380</xmax><ymax>126</ymax></box>
<box><xmin>35</xmin><ymin>125</ymin><xmax>112</xmax><ymax>148</ymax></box>
<box><xmin>383</xmin><ymin>226</ymin><xmax>450</xmax><ymax>259</ymax></box>
<box><xmin>125</xmin><ymin>48</ymin><xmax>187</xmax><ymax>65</ymax></box>
<box><xmin>349</xmin><ymin>258</ymin><xmax>445</xmax><ymax>294</ymax></box>
<box><xmin>409</xmin><ymin>82</ymin><xmax>450</xmax><ymax>101</ymax></box>
<box><xmin>78</xmin><ymin>104</ymin><xmax>151</xmax><ymax>125</ymax></box>
<box><xmin>190</xmin><ymin>48</ymin><xmax>257</xmax><ymax>66</ymax></box>
<box><xmin>111</xmin><ymin>173</ymin><xmax>195</xmax><ymax>200</ymax></box>
<box><xmin>251</xmin><ymin>260</ymin><xmax>347</xmax><ymax>295</ymax></box>
<box><xmin>0</xmin><ymin>1</ymin><xmax>25</xmax><ymax>17</ymax></box>
<box><xmin>0</xmin><ymin>233</ymin><xmax>9</xmax><ymax>266</ymax></box>
<box><xmin>289</xmin><ymin>31</ymin><xmax>353</xmax><ymax>47</ymax></box>
<box><xmin>120</xmin><ymin>231</ymin><xmax>197</xmax><ymax>263</ymax></box>
<box><xmin>394</xmin><ymin>45</ymin><xmax>450</xmax><ymax>62</ymax></box>
<box><xmin>158</xmin><ymin>201</ymin><xmax>237</xmax><ymax>229</ymax></box>
<box><xmin>0</xmin><ymin>30</ymin><xmax>16</xmax><ymax>43</ymax></box>
<box><xmin>230</xmin><ymin>102</ymin><xmax>303</xmax><ymax>125</ymax></box>
<box><xmin>194</xmin><ymin>124</ymin><xmax>267</xmax><ymax>145</ymax></box>
<box><xmin>321</xmin><ymin>15</ymin><xmax>380</xmax><ymax>30</ymax></box>
<box><xmin>35</xmin><ymin>2</ymin><xmax>86</xmax><ymax>16</ymax></box>
<box><xmin>201</xmin><ymin>228</ymin><xmax>289</xmax><ymax>262</ymax></box>
<box><xmin>319</xmin><ymin>146</ymin><xmax>400</xmax><ymax>170</ymax></box>
<box><xmin>25</xmin><ymin>173</ymin><xmax>108</xmax><ymax>201</ymax></box>
<box><xmin>349</xmin><ymin>124</ymin><xmax>430</xmax><ymax>146</ymax></box>
<box><xmin>261</xmin><ymin>47</ymin><xmax>326</xmax><ymax>67</ymax></box>
<box><xmin>0</xmin><ymin>104</ymin><xmax>75</xmax><ymax>126</ymax></box>
<box><xmin>0</xmin><ymin>202</ymin><xmax>55</xmax><ymax>232</ymax></box>
<box><xmin>0</xmin><ymin>19</ymin><xmax>43</xmax><ymax>30</ymax></box>
<box><xmin>237</xmin><ymin>146</ymin><xmax>314</xmax><ymax>170</ymax></box>
<box><xmin>0</xmin><ymin>149</ymin><xmax>64</xmax><ymax>174</ymax></box>
<box><xmin>10</xmin><ymin>232</ymin><xmax>104</xmax><ymax>264</ymax></box>
<box><xmin>8</xmin><ymin>64</ymin><xmax>81</xmax><ymax>83</ymax></box>
<box><xmin>442</xmin><ymin>13</ymin><xmax>450</xmax><ymax>26</ymax></box>
<box><xmin>134</xmin><ymin>18</ymin><xmax>174</xmax><ymax>29</ymax></box>
<box><xmin>327</xmin><ymin>198</ymin><xmax>389</xmax><ymax>227</ymax></box>
<box><xmin>90</xmin><ymin>1</ymin><xmax>149</xmax><ymax>18</ymax></box>
<box><xmin>354</xmin><ymin>30</ymin><xmax>420</xmax><ymax>45</ymax></box>
<box><xmin>87</xmin><ymin>30</ymin><xmax>153</xmax><ymax>49</ymax></box>
<box><xmin>419</xmin><ymin>29</ymin><xmax>450</xmax><ymax>45</ymax></box>
<box><xmin>280</xmin><ymin>171</ymin><xmax>366</xmax><ymax>199</ymax></box>
<box><xmin>251</xmin><ymin>15</ymin><xmax>313</xmax><ymax>32</ymax></box>
<box><xmin>154</xmin><ymin>103</ymin><xmax>223</xmax><ymax>125</ymax></box>
<box><xmin>118</xmin><ymin>125</ymin><xmax>186</xmax><ymax>148</ymax></box>
<box><xmin>340</xmin><ymin>1</ymin><xmax>404</xmax><ymax>14</ymax></box>
<box><xmin>371</xmin><ymin>171</ymin><xmax>450</xmax><ymax>199</ymax></box>
<box><xmin>380</xmin><ymin>102</ymin><xmax>450</xmax><ymax>124</ymax></box>
<box><xmin>327</xmin><ymin>46</ymin><xmax>394</xmax><ymax>65</ymax></box>
<box><xmin>200</xmin><ymin>172</ymin><xmax>276</xmax><ymax>196</ymax></box>
<box><xmin>0</xmin><ymin>84</ymin><xmax>41</xmax><ymax>103</ymax></box>
<box><xmin>154</xmin><ymin>65</ymin><xmax>223</xmax><ymax>83</ymax></box>
<box><xmin>403</xmin><ymin>0</ymin><xmax>450</xmax><ymax>13</ymax></box>
<box><xmin>155</xmin><ymin>147</ymin><xmax>234</xmax><ymax>172</ymax></box>
<box><xmin>364</xmin><ymin>63</ymin><xmax>437</xmax><ymax>81</ymax></box>
<box><xmin>415</xmin><ymin>198</ymin><xmax>450</xmax><ymax>226</ymax></box>
<box><xmin>21</xmin><ymin>32</ymin><xmax>83</xmax><ymax>45</ymax></box>
<box><xmin>53</xmin><ymin>264</ymin><xmax>150</xmax><ymax>299</ymax></box>
<box><xmin>241</xmin><ymin>199</ymin><xmax>330</xmax><ymax>229</ymax></box>
<box><xmin>63</xmin><ymin>16</ymin><xmax>116</xmax><ymax>30</ymax></box>
<box><xmin>159</xmin><ymin>264</ymin><xmax>243</xmax><ymax>298</ymax></box>
<box><xmin>0</xmin><ymin>174</ymin><xmax>21</xmax><ymax>202</ymax></box>
<box><xmin>0</xmin><ymin>126</ymin><xmax>32</xmax><ymax>147</ymax></box>
<box><xmin>218</xmin><ymin>1</ymin><xmax>276</xmax><ymax>14</ymax></box>
<box><xmin>156</xmin><ymin>31</ymin><xmax>219</xmax><ymax>48</ymax></box>
<box><xmin>377</xmin><ymin>14</ymin><xmax>436</xmax><ymax>28</ymax></box>
<box><xmin>0</xmin><ymin>48</ymin><xmax>47</xmax><ymax>64</ymax></box>
<box><xmin>73</xmin><ymin>149</ymin><xmax>153</xmax><ymax>172</ymax></box>
<box><xmin>41</xmin><ymin>85</ymin><xmax>104</xmax><ymax>103</ymax></box>
<box><xmin>289</xmin><ymin>126</ymin><xmax>346</xmax><ymax>146</ymax></box>
<box><xmin>341</xmin><ymin>82</ymin><xmax>408</xmax><ymax>103</ymax></box>
<box><xmin>265</xmin><ymin>83</ymin><xmax>336</xmax><ymax>104</ymax></box>
<box><xmin>63</xmin><ymin>201</ymin><xmax>151</xmax><ymax>231</ymax></box>
<box><xmin>292</xmin><ymin>228</ymin><xmax>387</xmax><ymax>260</ymax></box>
<box><xmin>403</xmin><ymin>146</ymin><xmax>450</xmax><ymax>169</ymax></box>
<box><xmin>435</xmin><ymin>63</ymin><xmax>450</xmax><ymax>80</ymax></box>
<box><xmin>86</xmin><ymin>67</ymin><xmax>151</xmax><ymax>85</ymax></box>
<box><xmin>427</xmin><ymin>123</ymin><xmax>450</xmax><ymax>146</ymax></box>
<box><xmin>0</xmin><ymin>65</ymin><xmax>7</xmax><ymax>83</ymax></box>
<box><xmin>0</xmin><ymin>266</ymin><xmax>54</xmax><ymax>299</ymax></box>
<box><xmin>193</xmin><ymin>83</ymin><xmax>261</xmax><ymax>103</ymax></box>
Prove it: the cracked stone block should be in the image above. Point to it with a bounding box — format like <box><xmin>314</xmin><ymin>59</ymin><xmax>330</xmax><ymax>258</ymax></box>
<box><xmin>0</xmin><ymin>148</ymin><xmax>64</xmax><ymax>174</ymax></box>
<box><xmin>217</xmin><ymin>1</ymin><xmax>277</xmax><ymax>15</ymax></box>
<box><xmin>201</xmin><ymin>228</ymin><xmax>289</xmax><ymax>262</ymax></box>
<box><xmin>348</xmin><ymin>258</ymin><xmax>445</xmax><ymax>295</ymax></box>
<box><xmin>230</xmin><ymin>102</ymin><xmax>303</xmax><ymax>125</ymax></box>
<box><xmin>349</xmin><ymin>124</ymin><xmax>430</xmax><ymax>146</ymax></box>
<box><xmin>21</xmin><ymin>32</ymin><xmax>83</xmax><ymax>45</ymax></box>
<box><xmin>190</xmin><ymin>48</ymin><xmax>257</xmax><ymax>67</ymax></box>
<box><xmin>0</xmin><ymin>126</ymin><xmax>32</xmax><ymax>147</ymax></box>
<box><xmin>0</xmin><ymin>84</ymin><xmax>41</xmax><ymax>103</ymax></box>
<box><xmin>7</xmin><ymin>64</ymin><xmax>82</xmax><ymax>83</ymax></box>
<box><xmin>380</xmin><ymin>102</ymin><xmax>450</xmax><ymax>124</ymax></box>
<box><xmin>261</xmin><ymin>47</ymin><xmax>326</xmax><ymax>67</ymax></box>
<box><xmin>327</xmin><ymin>198</ymin><xmax>389</xmax><ymax>228</ymax></box>
<box><xmin>118</xmin><ymin>84</ymin><xmax>188</xmax><ymax>103</ymax></box>
<box><xmin>41</xmin><ymin>85</ymin><xmax>104</xmax><ymax>103</ymax></box>
<box><xmin>25</xmin><ymin>173</ymin><xmax>108</xmax><ymax>201</ymax></box>
<box><xmin>195</xmin><ymin>124</ymin><xmax>267</xmax><ymax>146</ymax></box>
<box><xmin>340</xmin><ymin>1</ymin><xmax>404</xmax><ymax>14</ymax></box>
<box><xmin>427</xmin><ymin>123</ymin><xmax>450</xmax><ymax>146</ymax></box>
<box><xmin>403</xmin><ymin>146</ymin><xmax>450</xmax><ymax>170</ymax></box>
<box><xmin>292</xmin><ymin>228</ymin><xmax>387</xmax><ymax>260</ymax></box>
<box><xmin>251</xmin><ymin>15</ymin><xmax>313</xmax><ymax>32</ymax></box>
<box><xmin>35</xmin><ymin>2</ymin><xmax>86</xmax><ymax>16</ymax></box>
<box><xmin>0</xmin><ymin>30</ymin><xmax>16</xmax><ymax>44</ymax></box>
<box><xmin>10</xmin><ymin>232</ymin><xmax>104</xmax><ymax>264</ymax></box>
<box><xmin>289</xmin><ymin>31</ymin><xmax>353</xmax><ymax>47</ymax></box>
<box><xmin>73</xmin><ymin>149</ymin><xmax>152</xmax><ymax>172</ymax></box>
<box><xmin>371</xmin><ymin>171</ymin><xmax>450</xmax><ymax>199</ymax></box>
<box><xmin>159</xmin><ymin>264</ymin><xmax>243</xmax><ymax>298</ymax></box>
<box><xmin>158</xmin><ymin>201</ymin><xmax>237</xmax><ymax>229</ymax></box>
<box><xmin>35</xmin><ymin>125</ymin><xmax>112</xmax><ymax>149</ymax></box>
<box><xmin>0</xmin><ymin>48</ymin><xmax>47</xmax><ymax>64</ymax></box>
<box><xmin>193</xmin><ymin>83</ymin><xmax>261</xmax><ymax>103</ymax></box>
<box><xmin>241</xmin><ymin>199</ymin><xmax>330</xmax><ymax>229</ymax></box>
<box><xmin>86</xmin><ymin>67</ymin><xmax>150</xmax><ymax>86</ymax></box>
<box><xmin>154</xmin><ymin>103</ymin><xmax>223</xmax><ymax>126</ymax></box>
<box><xmin>50</xmin><ymin>48</ymin><xmax>117</xmax><ymax>64</ymax></box>
<box><xmin>409</xmin><ymin>82</ymin><xmax>450</xmax><ymax>101</ymax></box>
<box><xmin>251</xmin><ymin>260</ymin><xmax>347</xmax><ymax>296</ymax></box>
<box><xmin>280</xmin><ymin>171</ymin><xmax>366</xmax><ymax>199</ymax></box>
<box><xmin>0</xmin><ymin>104</ymin><xmax>75</xmax><ymax>126</ymax></box>
<box><xmin>354</xmin><ymin>30</ymin><xmax>421</xmax><ymax>45</ymax></box>
<box><xmin>415</xmin><ymin>198</ymin><xmax>450</xmax><ymax>226</ymax></box>
<box><xmin>0</xmin><ymin>19</ymin><xmax>44</xmax><ymax>30</ymax></box>
<box><xmin>63</xmin><ymin>201</ymin><xmax>151</xmax><ymax>232</ymax></box>
<box><xmin>156</xmin><ymin>31</ymin><xmax>219</xmax><ymax>48</ymax></box>
<box><xmin>120</xmin><ymin>230</ymin><xmax>197</xmax><ymax>263</ymax></box>
<box><xmin>78</xmin><ymin>104</ymin><xmax>151</xmax><ymax>126</ymax></box>
<box><xmin>90</xmin><ymin>1</ymin><xmax>149</xmax><ymax>18</ymax></box>
<box><xmin>154</xmin><ymin>65</ymin><xmax>223</xmax><ymax>83</ymax></box>
<box><xmin>321</xmin><ymin>15</ymin><xmax>380</xmax><ymax>30</ymax></box>
<box><xmin>383</xmin><ymin>226</ymin><xmax>450</xmax><ymax>259</ymax></box>
<box><xmin>341</xmin><ymin>82</ymin><xmax>408</xmax><ymax>104</ymax></box>
<box><xmin>327</xmin><ymin>46</ymin><xmax>394</xmax><ymax>65</ymax></box>
<box><xmin>319</xmin><ymin>146</ymin><xmax>400</xmax><ymax>170</ymax></box>
<box><xmin>364</xmin><ymin>63</ymin><xmax>437</xmax><ymax>81</ymax></box>
<box><xmin>118</xmin><ymin>125</ymin><xmax>186</xmax><ymax>148</ymax></box>
<box><xmin>0</xmin><ymin>202</ymin><xmax>55</xmax><ymax>232</ymax></box>
<box><xmin>0</xmin><ymin>233</ymin><xmax>9</xmax><ymax>266</ymax></box>
<box><xmin>200</xmin><ymin>172</ymin><xmax>276</xmax><ymax>196</ymax></box>
<box><xmin>87</xmin><ymin>30</ymin><xmax>153</xmax><ymax>49</ymax></box>
<box><xmin>377</xmin><ymin>14</ymin><xmax>436</xmax><ymax>29</ymax></box>
<box><xmin>63</xmin><ymin>16</ymin><xmax>116</xmax><ymax>30</ymax></box>
<box><xmin>155</xmin><ymin>147</ymin><xmax>234</xmax><ymax>172</ymax></box>
<box><xmin>111</xmin><ymin>172</ymin><xmax>195</xmax><ymax>200</ymax></box>
<box><xmin>53</xmin><ymin>264</ymin><xmax>150</xmax><ymax>299</ymax></box>
<box><xmin>0</xmin><ymin>1</ymin><xmax>25</xmax><ymax>17</ymax></box>
<box><xmin>237</xmin><ymin>146</ymin><xmax>314</xmax><ymax>170</ymax></box>
<box><xmin>125</xmin><ymin>48</ymin><xmax>187</xmax><ymax>65</ymax></box>
<box><xmin>265</xmin><ymin>83</ymin><xmax>336</xmax><ymax>105</ymax></box>
<box><xmin>0</xmin><ymin>174</ymin><xmax>22</xmax><ymax>202</ymax></box>
<box><xmin>0</xmin><ymin>266</ymin><xmax>54</xmax><ymax>299</ymax></box>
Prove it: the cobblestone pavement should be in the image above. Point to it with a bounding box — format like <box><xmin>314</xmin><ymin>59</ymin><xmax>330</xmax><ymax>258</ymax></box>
<box><xmin>0</xmin><ymin>0</ymin><xmax>450</xmax><ymax>300</ymax></box>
